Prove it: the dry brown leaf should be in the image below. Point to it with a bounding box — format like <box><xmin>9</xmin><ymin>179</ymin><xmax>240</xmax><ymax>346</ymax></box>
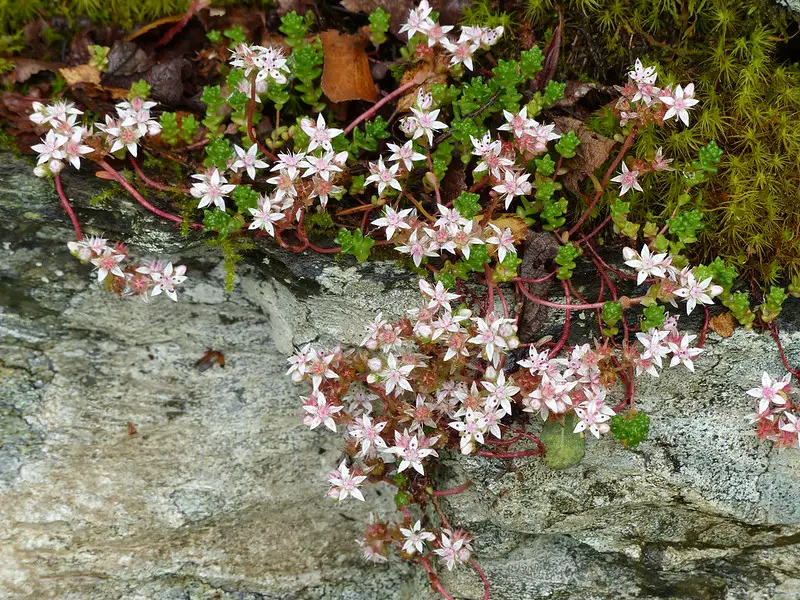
<box><xmin>59</xmin><ymin>64</ymin><xmax>101</xmax><ymax>87</ymax></box>
<box><xmin>489</xmin><ymin>216</ymin><xmax>529</xmax><ymax>244</ymax></box>
<box><xmin>709</xmin><ymin>312</ymin><xmax>736</xmax><ymax>337</ymax></box>
<box><xmin>7</xmin><ymin>58</ymin><xmax>57</xmax><ymax>83</ymax></box>
<box><xmin>396</xmin><ymin>60</ymin><xmax>447</xmax><ymax>113</ymax></box>
<box><xmin>552</xmin><ymin>115</ymin><xmax>616</xmax><ymax>195</ymax></box>
<box><xmin>320</xmin><ymin>30</ymin><xmax>377</xmax><ymax>103</ymax></box>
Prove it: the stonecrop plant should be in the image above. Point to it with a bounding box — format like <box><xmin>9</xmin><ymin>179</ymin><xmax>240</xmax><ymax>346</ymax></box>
<box><xmin>24</xmin><ymin>1</ymin><xmax>798</xmax><ymax>596</ymax></box>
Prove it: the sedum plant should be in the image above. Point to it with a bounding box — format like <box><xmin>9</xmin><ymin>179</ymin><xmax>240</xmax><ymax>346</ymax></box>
<box><xmin>22</xmin><ymin>1</ymin><xmax>799</xmax><ymax>596</ymax></box>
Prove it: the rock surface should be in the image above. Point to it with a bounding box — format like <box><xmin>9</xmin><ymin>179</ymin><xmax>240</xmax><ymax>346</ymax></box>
<box><xmin>1</xmin><ymin>149</ymin><xmax>799</xmax><ymax>600</ymax></box>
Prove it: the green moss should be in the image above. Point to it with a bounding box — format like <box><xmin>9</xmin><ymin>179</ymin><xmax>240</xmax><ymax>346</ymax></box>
<box><xmin>522</xmin><ymin>0</ymin><xmax>800</xmax><ymax>284</ymax></box>
<box><xmin>0</xmin><ymin>0</ymin><xmax>273</xmax><ymax>36</ymax></box>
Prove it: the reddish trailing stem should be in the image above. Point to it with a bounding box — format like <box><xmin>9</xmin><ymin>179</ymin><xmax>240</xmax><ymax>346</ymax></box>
<box><xmin>129</xmin><ymin>156</ymin><xmax>187</xmax><ymax>193</ymax></box>
<box><xmin>54</xmin><ymin>174</ymin><xmax>83</xmax><ymax>240</ymax></box>
<box><xmin>515</xmin><ymin>279</ymin><xmax>641</xmax><ymax>311</ymax></box>
<box><xmin>154</xmin><ymin>0</ymin><xmax>208</xmax><ymax>48</ymax></box>
<box><xmin>549</xmin><ymin>280</ymin><xmax>572</xmax><ymax>357</ymax></box>
<box><xmin>769</xmin><ymin>322</ymin><xmax>800</xmax><ymax>380</ymax></box>
<box><xmin>420</xmin><ymin>557</ymin><xmax>457</xmax><ymax>600</ymax></box>
<box><xmin>343</xmin><ymin>80</ymin><xmax>419</xmax><ymax>136</ymax></box>
<box><xmin>432</xmin><ymin>480</ymin><xmax>473</xmax><ymax>497</ymax></box>
<box><xmin>576</xmin><ymin>214</ymin><xmax>612</xmax><ymax>246</ymax></box>
<box><xmin>568</xmin><ymin>130</ymin><xmax>636</xmax><ymax>237</ymax></box>
<box><xmin>484</xmin><ymin>264</ymin><xmax>495</xmax><ymax>315</ymax></box>
<box><xmin>97</xmin><ymin>160</ymin><xmax>200</xmax><ymax>228</ymax></box>
<box><xmin>515</xmin><ymin>271</ymin><xmax>556</xmax><ymax>284</ymax></box>
<box><xmin>471</xmin><ymin>559</ymin><xmax>491</xmax><ymax>600</ymax></box>
<box><xmin>247</xmin><ymin>79</ymin><xmax>279</xmax><ymax>162</ymax></box>
<box><xmin>476</xmin><ymin>449</ymin><xmax>544</xmax><ymax>459</ymax></box>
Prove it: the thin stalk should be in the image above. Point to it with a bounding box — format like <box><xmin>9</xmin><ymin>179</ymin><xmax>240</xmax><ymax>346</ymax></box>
<box><xmin>97</xmin><ymin>160</ymin><xmax>199</xmax><ymax>228</ymax></box>
<box><xmin>54</xmin><ymin>174</ymin><xmax>83</xmax><ymax>240</ymax></box>
<box><xmin>343</xmin><ymin>80</ymin><xmax>419</xmax><ymax>136</ymax></box>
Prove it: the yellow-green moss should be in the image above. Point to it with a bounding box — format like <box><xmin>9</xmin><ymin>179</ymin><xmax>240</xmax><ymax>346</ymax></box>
<box><xmin>520</xmin><ymin>0</ymin><xmax>800</xmax><ymax>284</ymax></box>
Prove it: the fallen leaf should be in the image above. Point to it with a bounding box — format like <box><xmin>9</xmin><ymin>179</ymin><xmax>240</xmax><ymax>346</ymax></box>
<box><xmin>105</xmin><ymin>40</ymin><xmax>153</xmax><ymax>77</ymax></box>
<box><xmin>551</xmin><ymin>115</ymin><xmax>616</xmax><ymax>195</ymax></box>
<box><xmin>489</xmin><ymin>216</ymin><xmax>529</xmax><ymax>244</ymax></box>
<box><xmin>709</xmin><ymin>312</ymin><xmax>736</xmax><ymax>337</ymax></box>
<box><xmin>320</xmin><ymin>30</ymin><xmax>377</xmax><ymax>103</ymax></box>
<box><xmin>396</xmin><ymin>60</ymin><xmax>447</xmax><ymax>113</ymax></box>
<box><xmin>59</xmin><ymin>64</ymin><xmax>101</xmax><ymax>86</ymax></box>
<box><xmin>553</xmin><ymin>81</ymin><xmax>616</xmax><ymax>110</ymax></box>
<box><xmin>7</xmin><ymin>58</ymin><xmax>57</xmax><ymax>83</ymax></box>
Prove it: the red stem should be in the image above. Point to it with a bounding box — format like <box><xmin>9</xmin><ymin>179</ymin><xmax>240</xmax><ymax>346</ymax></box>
<box><xmin>343</xmin><ymin>80</ymin><xmax>419</xmax><ymax>136</ymax></box>
<box><xmin>515</xmin><ymin>279</ymin><xmax>642</xmax><ymax>311</ymax></box>
<box><xmin>247</xmin><ymin>78</ymin><xmax>279</xmax><ymax>162</ymax></box>
<box><xmin>432</xmin><ymin>480</ymin><xmax>473</xmax><ymax>497</ymax></box>
<box><xmin>476</xmin><ymin>449</ymin><xmax>543</xmax><ymax>459</ymax></box>
<box><xmin>154</xmin><ymin>0</ymin><xmax>207</xmax><ymax>48</ymax></box>
<box><xmin>97</xmin><ymin>160</ymin><xmax>200</xmax><ymax>228</ymax></box>
<box><xmin>471</xmin><ymin>559</ymin><xmax>491</xmax><ymax>600</ymax></box>
<box><xmin>54</xmin><ymin>174</ymin><xmax>83</xmax><ymax>240</ymax></box>
<box><xmin>515</xmin><ymin>271</ymin><xmax>556</xmax><ymax>284</ymax></box>
<box><xmin>568</xmin><ymin>130</ymin><xmax>636</xmax><ymax>236</ymax></box>
<box><xmin>549</xmin><ymin>280</ymin><xmax>572</xmax><ymax>357</ymax></box>
<box><xmin>769</xmin><ymin>322</ymin><xmax>800</xmax><ymax>380</ymax></box>
<box><xmin>576</xmin><ymin>214</ymin><xmax>612</xmax><ymax>246</ymax></box>
<box><xmin>129</xmin><ymin>156</ymin><xmax>187</xmax><ymax>193</ymax></box>
<box><xmin>420</xmin><ymin>557</ymin><xmax>457</xmax><ymax>600</ymax></box>
<box><xmin>484</xmin><ymin>264</ymin><xmax>495</xmax><ymax>315</ymax></box>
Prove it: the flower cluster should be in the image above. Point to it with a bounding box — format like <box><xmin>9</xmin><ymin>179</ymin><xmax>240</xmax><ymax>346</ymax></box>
<box><xmin>608</xmin><ymin>61</ymin><xmax>697</xmax><ymax>195</ymax></box>
<box><xmin>96</xmin><ymin>97</ymin><xmax>162</xmax><ymax>158</ymax></box>
<box><xmin>287</xmin><ymin>252</ymin><xmax>708</xmax><ymax>569</ymax></box>
<box><xmin>371</xmin><ymin>200</ymin><xmax>515</xmax><ymax>268</ymax></box>
<box><xmin>67</xmin><ymin>235</ymin><xmax>188</xmax><ymax>301</ymax></box>
<box><xmin>617</xmin><ymin>59</ymin><xmax>699</xmax><ymax>128</ymax></box>
<box><xmin>30</xmin><ymin>100</ymin><xmax>93</xmax><ymax>177</ymax></box>
<box><xmin>230</xmin><ymin>43</ymin><xmax>290</xmax><ymax>87</ymax></box>
<box><xmin>30</xmin><ymin>97</ymin><xmax>164</xmax><ymax>178</ymax></box>
<box><xmin>192</xmin><ymin>42</ymin><xmax>348</xmax><ymax>232</ymax></box>
<box><xmin>623</xmin><ymin>245</ymin><xmax>724</xmax><ymax>314</ymax></box>
<box><xmin>399</xmin><ymin>0</ymin><xmax>502</xmax><ymax>71</ymax></box>
<box><xmin>748</xmin><ymin>372</ymin><xmax>799</xmax><ymax>448</ymax></box>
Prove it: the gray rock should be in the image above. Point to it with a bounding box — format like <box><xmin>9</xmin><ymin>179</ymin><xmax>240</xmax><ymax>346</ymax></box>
<box><xmin>1</xmin><ymin>149</ymin><xmax>799</xmax><ymax>600</ymax></box>
<box><xmin>777</xmin><ymin>0</ymin><xmax>800</xmax><ymax>13</ymax></box>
